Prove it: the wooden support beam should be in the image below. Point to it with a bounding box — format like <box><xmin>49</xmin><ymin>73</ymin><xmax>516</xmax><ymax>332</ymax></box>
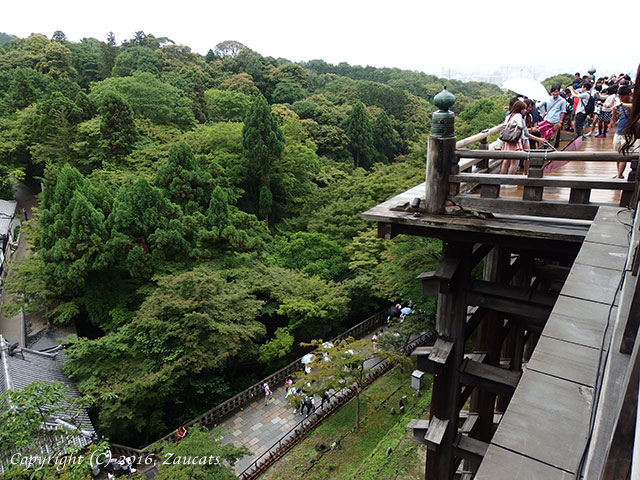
<box><xmin>453</xmin><ymin>434</ymin><xmax>489</xmax><ymax>466</ymax></box>
<box><xmin>464</xmin><ymin>308</ymin><xmax>488</xmax><ymax>340</ymax></box>
<box><xmin>459</xmin><ymin>359</ymin><xmax>521</xmax><ymax>397</ymax></box>
<box><xmin>407</xmin><ymin>418</ymin><xmax>431</xmax><ymax>446</ymax></box>
<box><xmin>450</xmin><ymin>195</ymin><xmax>599</xmax><ymax>220</ymax></box>
<box><xmin>466</xmin><ymin>279</ymin><xmax>556</xmax><ymax>321</ymax></box>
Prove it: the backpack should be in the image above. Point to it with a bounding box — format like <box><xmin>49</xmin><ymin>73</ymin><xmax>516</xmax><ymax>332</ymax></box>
<box><xmin>584</xmin><ymin>94</ymin><xmax>596</xmax><ymax>115</ymax></box>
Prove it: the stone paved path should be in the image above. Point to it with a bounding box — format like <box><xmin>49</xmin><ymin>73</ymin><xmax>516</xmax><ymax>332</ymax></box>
<box><xmin>221</xmin><ymin>350</ymin><xmax>388</xmax><ymax>475</ymax></box>
<box><xmin>0</xmin><ymin>182</ymin><xmax>37</xmax><ymax>345</ymax></box>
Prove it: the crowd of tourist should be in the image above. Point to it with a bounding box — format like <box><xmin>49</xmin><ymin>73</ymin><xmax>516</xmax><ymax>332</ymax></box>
<box><xmin>500</xmin><ymin>68</ymin><xmax>640</xmax><ymax>178</ymax></box>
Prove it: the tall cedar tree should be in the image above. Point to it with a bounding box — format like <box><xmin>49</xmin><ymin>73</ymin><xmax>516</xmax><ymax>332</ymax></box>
<box><xmin>241</xmin><ymin>94</ymin><xmax>285</xmax><ymax>224</ymax></box>
<box><xmin>344</xmin><ymin>101</ymin><xmax>375</xmax><ymax>169</ymax></box>
<box><xmin>99</xmin><ymin>90</ymin><xmax>138</xmax><ymax>161</ymax></box>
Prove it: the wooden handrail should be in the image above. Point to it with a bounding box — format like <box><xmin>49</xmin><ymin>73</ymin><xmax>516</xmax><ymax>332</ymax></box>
<box><xmin>455</xmin><ymin>125</ymin><xmax>504</xmax><ymax>149</ymax></box>
<box><xmin>456</xmin><ymin>149</ymin><xmax>640</xmax><ymax>162</ymax></box>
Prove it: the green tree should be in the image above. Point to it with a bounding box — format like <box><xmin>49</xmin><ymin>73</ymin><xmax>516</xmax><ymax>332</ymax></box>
<box><xmin>154</xmin><ymin>140</ymin><xmax>213</xmax><ymax>211</ymax></box>
<box><xmin>372</xmin><ymin>109</ymin><xmax>399</xmax><ymax>163</ymax></box>
<box><xmin>98</xmin><ymin>89</ymin><xmax>138</xmax><ymax>162</ymax></box>
<box><xmin>64</xmin><ymin>264</ymin><xmax>266</xmax><ymax>444</ymax></box>
<box><xmin>204</xmin><ymin>88</ymin><xmax>251</xmax><ymax>122</ymax></box>
<box><xmin>0</xmin><ymin>381</ymin><xmax>92</xmax><ymax>465</ymax></box>
<box><xmin>290</xmin><ymin>338</ymin><xmax>382</xmax><ymax>430</ymax></box>
<box><xmin>89</xmin><ymin>72</ymin><xmax>195</xmax><ymax>129</ymax></box>
<box><xmin>241</xmin><ymin>94</ymin><xmax>285</xmax><ymax>223</ymax></box>
<box><xmin>272</xmin><ymin>232</ymin><xmax>348</xmax><ymax>281</ymax></box>
<box><xmin>155</xmin><ymin>426</ymin><xmax>249</xmax><ymax>480</ymax></box>
<box><xmin>344</xmin><ymin>101</ymin><xmax>375</xmax><ymax>169</ymax></box>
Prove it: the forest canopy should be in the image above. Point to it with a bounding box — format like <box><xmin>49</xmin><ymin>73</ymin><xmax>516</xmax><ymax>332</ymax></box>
<box><xmin>0</xmin><ymin>30</ymin><xmax>509</xmax><ymax>446</ymax></box>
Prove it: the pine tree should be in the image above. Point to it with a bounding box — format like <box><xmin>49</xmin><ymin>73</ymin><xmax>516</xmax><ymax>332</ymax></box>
<box><xmin>344</xmin><ymin>101</ymin><xmax>375</xmax><ymax>169</ymax></box>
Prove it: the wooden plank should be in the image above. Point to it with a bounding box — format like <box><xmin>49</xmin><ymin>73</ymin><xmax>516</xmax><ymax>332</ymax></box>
<box><xmin>560</xmin><ymin>263</ymin><xmax>622</xmax><ymax>306</ymax></box>
<box><xmin>573</xmin><ymin>241</ymin><xmax>628</xmax><ymax>272</ymax></box>
<box><xmin>490</xmin><ymin>369</ymin><xmax>593</xmax><ymax>473</ymax></box>
<box><xmin>570</xmin><ymin>188</ymin><xmax>591</xmax><ymax>204</ymax></box>
<box><xmin>451</xmin><ymin>195</ymin><xmax>599</xmax><ymax>220</ymax></box>
<box><xmin>429</xmin><ymin>338</ymin><xmax>454</xmax><ymax>365</ymax></box>
<box><xmin>526</xmin><ymin>335</ymin><xmax>601</xmax><ymax>387</ymax></box>
<box><xmin>425</xmin><ymin>416</ymin><xmax>449</xmax><ymax>447</ymax></box>
<box><xmin>584</xmin><ymin>207</ymin><xmax>633</xmax><ymax>247</ymax></box>
<box><xmin>450</xmin><ymin>173</ymin><xmax>634</xmax><ymax>190</ymax></box>
<box><xmin>475</xmin><ymin>444</ymin><xmax>574</xmax><ymax>480</ymax></box>
<box><xmin>480</xmin><ymin>184</ymin><xmax>499</xmax><ymax>198</ymax></box>
<box><xmin>459</xmin><ymin>359</ymin><xmax>521</xmax><ymax>397</ymax></box>
<box><xmin>542</xmin><ymin>296</ymin><xmax>613</xmax><ymax>349</ymax></box>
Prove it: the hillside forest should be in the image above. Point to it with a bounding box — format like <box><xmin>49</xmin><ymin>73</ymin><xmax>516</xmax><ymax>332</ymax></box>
<box><xmin>0</xmin><ymin>31</ymin><xmax>509</xmax><ymax>446</ymax></box>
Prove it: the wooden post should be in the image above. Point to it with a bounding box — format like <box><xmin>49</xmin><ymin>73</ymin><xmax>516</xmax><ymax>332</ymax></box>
<box><xmin>425</xmin><ymin>136</ymin><xmax>457</xmax><ymax>213</ymax></box>
<box><xmin>425</xmin><ymin>87</ymin><xmax>457</xmax><ymax>214</ymax></box>
<box><xmin>426</xmin><ymin>242</ymin><xmax>471</xmax><ymax>480</ymax></box>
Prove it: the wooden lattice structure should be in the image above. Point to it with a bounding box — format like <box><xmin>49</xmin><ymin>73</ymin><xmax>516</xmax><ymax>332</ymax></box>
<box><xmin>362</xmin><ymin>90</ymin><xmax>640</xmax><ymax>479</ymax></box>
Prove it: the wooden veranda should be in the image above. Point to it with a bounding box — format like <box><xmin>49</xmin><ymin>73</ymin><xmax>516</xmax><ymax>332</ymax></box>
<box><xmin>362</xmin><ymin>92</ymin><xmax>640</xmax><ymax>480</ymax></box>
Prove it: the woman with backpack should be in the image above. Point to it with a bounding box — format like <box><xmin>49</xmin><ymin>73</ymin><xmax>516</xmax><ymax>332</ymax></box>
<box><xmin>500</xmin><ymin>100</ymin><xmax>545</xmax><ymax>176</ymax></box>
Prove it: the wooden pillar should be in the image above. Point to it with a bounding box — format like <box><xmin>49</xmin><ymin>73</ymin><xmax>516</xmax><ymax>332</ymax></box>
<box><xmin>470</xmin><ymin>247</ymin><xmax>510</xmax><ymax>442</ymax></box>
<box><xmin>426</xmin><ymin>242</ymin><xmax>471</xmax><ymax>480</ymax></box>
<box><xmin>425</xmin><ymin>136</ymin><xmax>457</xmax><ymax>214</ymax></box>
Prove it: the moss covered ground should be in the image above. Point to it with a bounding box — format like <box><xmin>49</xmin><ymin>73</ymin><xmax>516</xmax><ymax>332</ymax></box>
<box><xmin>259</xmin><ymin>366</ymin><xmax>431</xmax><ymax>480</ymax></box>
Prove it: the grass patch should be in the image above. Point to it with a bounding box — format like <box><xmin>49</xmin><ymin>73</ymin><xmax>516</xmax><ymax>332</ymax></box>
<box><xmin>259</xmin><ymin>367</ymin><xmax>431</xmax><ymax>480</ymax></box>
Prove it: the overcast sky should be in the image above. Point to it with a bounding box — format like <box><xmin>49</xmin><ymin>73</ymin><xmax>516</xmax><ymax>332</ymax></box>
<box><xmin>4</xmin><ymin>0</ymin><xmax>639</xmax><ymax>80</ymax></box>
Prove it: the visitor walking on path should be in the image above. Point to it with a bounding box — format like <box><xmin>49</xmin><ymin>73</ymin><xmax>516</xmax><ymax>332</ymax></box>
<box><xmin>263</xmin><ymin>381</ymin><xmax>273</xmax><ymax>405</ymax></box>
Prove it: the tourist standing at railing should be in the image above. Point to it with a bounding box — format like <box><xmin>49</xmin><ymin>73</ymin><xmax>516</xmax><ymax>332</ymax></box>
<box><xmin>501</xmin><ymin>101</ymin><xmax>547</xmax><ymax>176</ymax></box>
<box><xmin>611</xmin><ymin>86</ymin><xmax>638</xmax><ymax>178</ymax></box>
<box><xmin>538</xmin><ymin>85</ymin><xmax>567</xmax><ymax>148</ymax></box>
<box><xmin>620</xmin><ymin>65</ymin><xmax>640</xmax><ymax>158</ymax></box>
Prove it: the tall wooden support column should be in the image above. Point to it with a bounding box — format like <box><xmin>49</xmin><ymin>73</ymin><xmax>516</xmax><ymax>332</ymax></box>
<box><xmin>471</xmin><ymin>247</ymin><xmax>510</xmax><ymax>442</ymax></box>
<box><xmin>426</xmin><ymin>242</ymin><xmax>471</xmax><ymax>480</ymax></box>
<box><xmin>425</xmin><ymin>87</ymin><xmax>456</xmax><ymax>214</ymax></box>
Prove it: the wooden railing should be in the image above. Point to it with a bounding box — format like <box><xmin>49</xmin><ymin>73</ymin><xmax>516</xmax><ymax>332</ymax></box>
<box><xmin>424</xmin><ymin>121</ymin><xmax>640</xmax><ymax>220</ymax></box>
<box><xmin>128</xmin><ymin>309</ymin><xmax>388</xmax><ymax>454</ymax></box>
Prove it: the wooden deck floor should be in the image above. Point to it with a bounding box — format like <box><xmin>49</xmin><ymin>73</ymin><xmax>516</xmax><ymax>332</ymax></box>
<box><xmin>501</xmin><ymin>132</ymin><xmax>623</xmax><ymax>203</ymax></box>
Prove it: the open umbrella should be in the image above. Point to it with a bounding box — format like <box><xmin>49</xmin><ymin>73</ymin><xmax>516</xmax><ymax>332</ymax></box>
<box><xmin>301</xmin><ymin>353</ymin><xmax>315</xmax><ymax>364</ymax></box>
<box><xmin>502</xmin><ymin>78</ymin><xmax>549</xmax><ymax>101</ymax></box>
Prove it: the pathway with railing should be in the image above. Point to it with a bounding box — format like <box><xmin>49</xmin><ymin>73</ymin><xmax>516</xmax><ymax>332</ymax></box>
<box><xmin>109</xmin><ymin>309</ymin><xmax>433</xmax><ymax>477</ymax></box>
<box><xmin>233</xmin><ymin>329</ymin><xmax>435</xmax><ymax>479</ymax></box>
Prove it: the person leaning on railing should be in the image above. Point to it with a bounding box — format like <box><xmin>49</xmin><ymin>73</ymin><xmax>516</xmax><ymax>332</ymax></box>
<box><xmin>620</xmin><ymin>63</ymin><xmax>640</xmax><ymax>157</ymax></box>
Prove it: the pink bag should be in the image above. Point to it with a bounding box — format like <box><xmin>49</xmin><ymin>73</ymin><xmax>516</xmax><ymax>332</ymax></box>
<box><xmin>538</xmin><ymin>120</ymin><xmax>554</xmax><ymax>140</ymax></box>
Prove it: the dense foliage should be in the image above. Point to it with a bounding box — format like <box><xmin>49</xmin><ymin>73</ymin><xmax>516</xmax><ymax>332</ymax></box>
<box><xmin>1</xmin><ymin>30</ymin><xmax>508</xmax><ymax>446</ymax></box>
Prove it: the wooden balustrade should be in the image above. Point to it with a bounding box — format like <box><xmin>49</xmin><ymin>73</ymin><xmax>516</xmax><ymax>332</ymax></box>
<box><xmin>424</xmin><ymin>122</ymin><xmax>640</xmax><ymax>220</ymax></box>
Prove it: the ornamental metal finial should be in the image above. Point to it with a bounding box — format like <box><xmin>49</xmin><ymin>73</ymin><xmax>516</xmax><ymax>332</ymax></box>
<box><xmin>433</xmin><ymin>86</ymin><xmax>455</xmax><ymax>112</ymax></box>
<box><xmin>431</xmin><ymin>87</ymin><xmax>456</xmax><ymax>138</ymax></box>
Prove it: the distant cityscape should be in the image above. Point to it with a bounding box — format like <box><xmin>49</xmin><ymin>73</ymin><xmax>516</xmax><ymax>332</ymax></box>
<box><xmin>439</xmin><ymin>65</ymin><xmax>561</xmax><ymax>86</ymax></box>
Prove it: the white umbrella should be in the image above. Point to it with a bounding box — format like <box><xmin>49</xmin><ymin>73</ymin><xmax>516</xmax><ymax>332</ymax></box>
<box><xmin>501</xmin><ymin>77</ymin><xmax>549</xmax><ymax>101</ymax></box>
<box><xmin>301</xmin><ymin>353</ymin><xmax>315</xmax><ymax>364</ymax></box>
